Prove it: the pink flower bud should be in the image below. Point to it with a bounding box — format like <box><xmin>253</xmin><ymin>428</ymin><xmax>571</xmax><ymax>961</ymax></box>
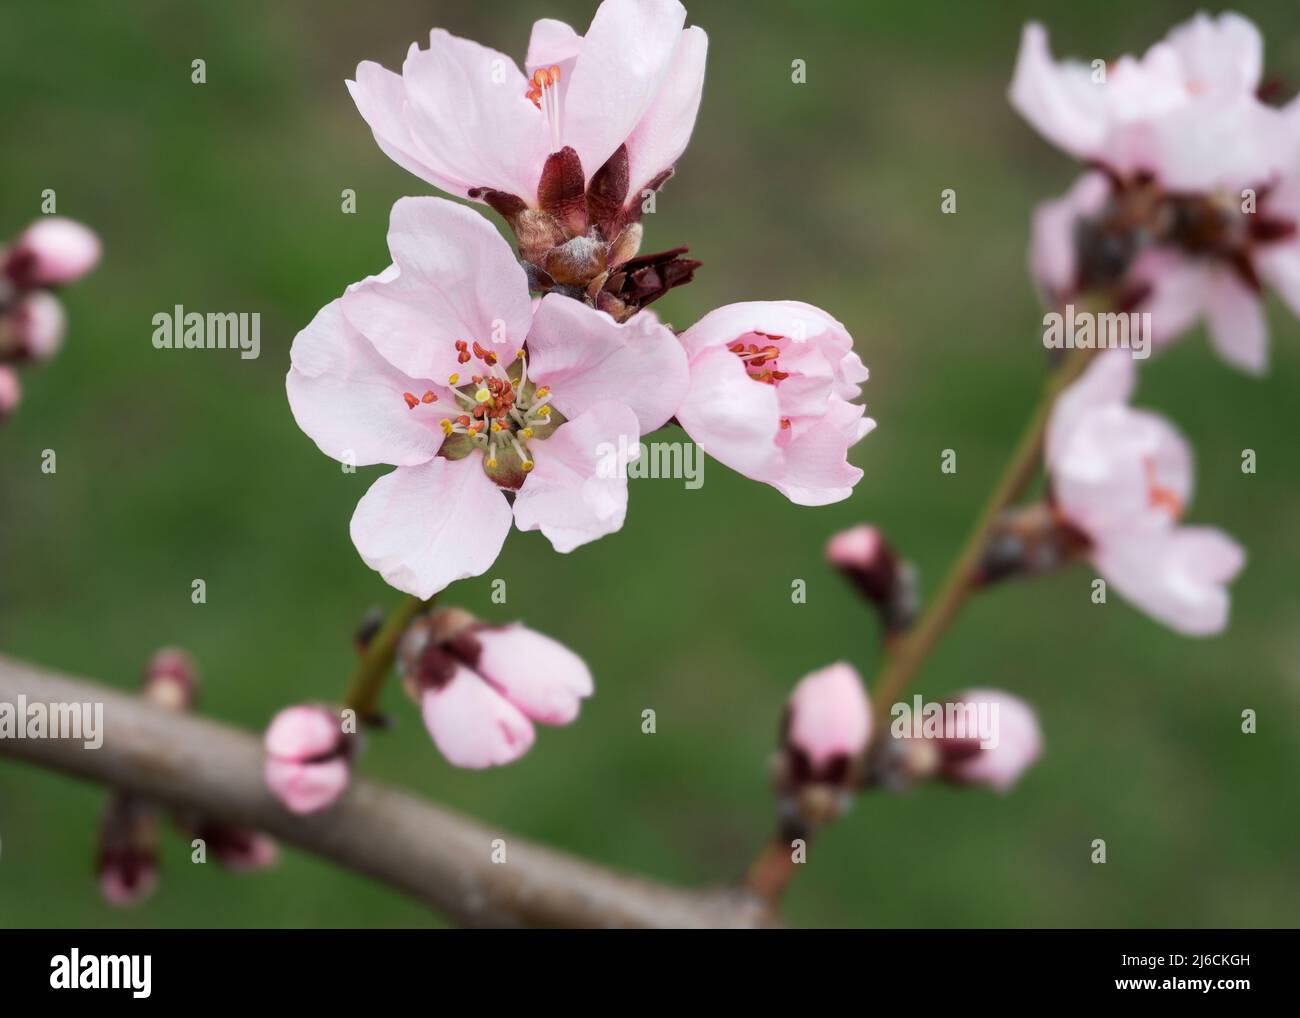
<box><xmin>0</xmin><ymin>366</ymin><xmax>20</xmax><ymax>420</ymax></box>
<box><xmin>97</xmin><ymin>795</ymin><xmax>158</xmax><ymax>908</ymax></box>
<box><xmin>263</xmin><ymin>705</ymin><xmax>351</xmax><ymax>814</ymax></box>
<box><xmin>2</xmin><ymin>291</ymin><xmax>66</xmax><ymax>362</ymax></box>
<box><xmin>192</xmin><ymin>822</ymin><xmax>279</xmax><ymax>872</ymax></box>
<box><xmin>400</xmin><ymin>608</ymin><xmax>594</xmax><ymax>769</ymax></box>
<box><xmin>938</xmin><ymin>688</ymin><xmax>1043</xmax><ymax>792</ymax></box>
<box><xmin>826</xmin><ymin>524</ymin><xmax>917</xmax><ymax>634</ymax></box>
<box><xmin>4</xmin><ymin>217</ymin><xmax>101</xmax><ymax>288</ymax></box>
<box><xmin>142</xmin><ymin>646</ymin><xmax>199</xmax><ymax>711</ymax></box>
<box><xmin>782</xmin><ymin>662</ymin><xmax>872</xmax><ymax>785</ymax></box>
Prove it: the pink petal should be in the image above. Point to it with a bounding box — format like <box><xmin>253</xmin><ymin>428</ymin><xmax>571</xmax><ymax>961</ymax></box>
<box><xmin>8</xmin><ymin>290</ymin><xmax>66</xmax><ymax>361</ymax></box>
<box><xmin>347</xmin><ymin>62</ymin><xmax>458</xmax><ymax>193</ymax></box>
<box><xmin>525</xmin><ymin>293</ymin><xmax>688</xmax><ymax>432</ymax></box>
<box><xmin>787</xmin><ymin>662</ymin><xmax>871</xmax><ymax>772</ymax></box>
<box><xmin>527</xmin><ymin>18</ymin><xmax>583</xmax><ymax>70</ymax></box>
<box><xmin>1007</xmin><ymin>23</ymin><xmax>1107</xmax><ymax>161</ymax></box>
<box><xmin>943</xmin><ymin>689</ymin><xmax>1043</xmax><ymax>792</ymax></box>
<box><xmin>286</xmin><ymin>297</ymin><xmax>447</xmax><ymax>467</ymax></box>
<box><xmin>1255</xmin><ymin>239</ymin><xmax>1300</xmax><ymax>319</ymax></box>
<box><xmin>675</xmin><ymin>344</ymin><xmax>783</xmax><ymax>482</ymax></box>
<box><xmin>769</xmin><ymin>397</ymin><xmax>873</xmax><ymax>506</ymax></box>
<box><xmin>473</xmin><ymin>623</ymin><xmax>594</xmax><ymax>724</ymax></box>
<box><xmin>421</xmin><ymin>666</ymin><xmax>535</xmax><ymax>768</ymax></box>
<box><xmin>351</xmin><ymin>32</ymin><xmax>548</xmax><ymax>201</ymax></box>
<box><xmin>341</xmin><ymin>198</ymin><xmax>533</xmax><ymax>382</ymax></box>
<box><xmin>1205</xmin><ymin>271</ymin><xmax>1269</xmax><ymax>375</ymax></box>
<box><xmin>624</xmin><ymin>25</ymin><xmax>708</xmax><ymax>199</ymax></box>
<box><xmin>264</xmin><ymin>757</ymin><xmax>350</xmax><ymax>815</ymax></box>
<box><xmin>350</xmin><ymin>455</ymin><xmax>513</xmax><ymax>598</ymax></box>
<box><xmin>264</xmin><ymin>705</ymin><xmax>340</xmax><ymax>761</ymax></box>
<box><xmin>1093</xmin><ymin>526</ymin><xmax>1245</xmax><ymax>636</ymax></box>
<box><xmin>1163</xmin><ymin>12</ymin><xmax>1262</xmax><ymax>97</ymax></box>
<box><xmin>562</xmin><ymin>0</ymin><xmax>686</xmax><ymax>183</ymax></box>
<box><xmin>1131</xmin><ymin>249</ymin><xmax>1209</xmax><ymax>348</ymax></box>
<box><xmin>1030</xmin><ymin>172</ymin><xmax>1110</xmax><ymax>303</ymax></box>
<box><xmin>1053</xmin><ymin>403</ymin><xmax>1192</xmax><ymax>538</ymax></box>
<box><xmin>1044</xmin><ymin>351</ymin><xmax>1136</xmax><ymax>469</ymax></box>
<box><xmin>512</xmin><ymin>399</ymin><xmax>639</xmax><ymax>553</ymax></box>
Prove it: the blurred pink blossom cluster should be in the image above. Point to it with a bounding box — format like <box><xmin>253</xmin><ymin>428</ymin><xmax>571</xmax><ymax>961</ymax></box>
<box><xmin>0</xmin><ymin>217</ymin><xmax>100</xmax><ymax>422</ymax></box>
<box><xmin>1016</xmin><ymin>12</ymin><xmax>1300</xmax><ymax>374</ymax></box>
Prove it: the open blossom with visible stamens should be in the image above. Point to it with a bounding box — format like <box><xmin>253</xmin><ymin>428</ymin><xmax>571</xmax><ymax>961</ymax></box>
<box><xmin>1017</xmin><ymin>15</ymin><xmax>1300</xmax><ymax>374</ymax></box>
<box><xmin>937</xmin><ymin>689</ymin><xmax>1042</xmax><ymax>792</ymax></box>
<box><xmin>1046</xmin><ymin>352</ymin><xmax>1245</xmax><ymax>635</ymax></box>
<box><xmin>264</xmin><ymin>705</ymin><xmax>353</xmax><ymax>814</ymax></box>
<box><xmin>287</xmin><ymin>196</ymin><xmax>688</xmax><ymax>598</ymax></box>
<box><xmin>674</xmin><ymin>301</ymin><xmax>874</xmax><ymax>505</ymax></box>
<box><xmin>347</xmin><ymin>0</ymin><xmax>707</xmax><ymax>319</ymax></box>
<box><xmin>400</xmin><ymin>608</ymin><xmax>593</xmax><ymax>768</ymax></box>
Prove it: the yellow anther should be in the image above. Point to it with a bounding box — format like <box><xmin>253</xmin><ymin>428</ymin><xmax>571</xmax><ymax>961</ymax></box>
<box><xmin>522</xmin><ymin>460</ymin><xmax>535</xmax><ymax>472</ymax></box>
<box><xmin>521</xmin><ymin>427</ymin><xmax>534</xmax><ymax>439</ymax></box>
<box><xmin>448</xmin><ymin>373</ymin><xmax>460</xmax><ymax>385</ymax></box>
<box><xmin>538</xmin><ymin>405</ymin><xmax>552</xmax><ymax>416</ymax></box>
<box><xmin>491</xmin><ymin>421</ymin><xmax>503</xmax><ymax>433</ymax></box>
<box><xmin>486</xmin><ymin>458</ymin><xmax>498</xmax><ymax>468</ymax></box>
<box><xmin>475</xmin><ymin>388</ymin><xmax>491</xmax><ymax>403</ymax></box>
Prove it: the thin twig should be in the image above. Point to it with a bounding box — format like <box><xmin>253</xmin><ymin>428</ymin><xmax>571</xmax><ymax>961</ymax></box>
<box><xmin>0</xmin><ymin>654</ymin><xmax>775</xmax><ymax>928</ymax></box>
<box><xmin>341</xmin><ymin>593</ymin><xmax>432</xmax><ymax>720</ymax></box>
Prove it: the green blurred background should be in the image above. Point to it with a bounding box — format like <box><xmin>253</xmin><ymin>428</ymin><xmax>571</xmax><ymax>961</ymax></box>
<box><xmin>2</xmin><ymin>0</ymin><xmax>1298</xmax><ymax>928</ymax></box>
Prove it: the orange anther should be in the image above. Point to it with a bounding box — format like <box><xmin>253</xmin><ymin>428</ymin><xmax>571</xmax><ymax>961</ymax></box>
<box><xmin>402</xmin><ymin>392</ymin><xmax>419</xmax><ymax>409</ymax></box>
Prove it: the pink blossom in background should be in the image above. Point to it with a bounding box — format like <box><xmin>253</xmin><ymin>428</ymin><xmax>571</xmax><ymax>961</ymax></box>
<box><xmin>783</xmin><ymin>663</ymin><xmax>872</xmax><ymax>783</ymax></box>
<box><xmin>402</xmin><ymin>610</ymin><xmax>593</xmax><ymax>769</ymax></box>
<box><xmin>286</xmin><ymin>196</ymin><xmax>688</xmax><ymax>598</ymax></box>
<box><xmin>3</xmin><ymin>217</ymin><xmax>101</xmax><ymax>289</ymax></box>
<box><xmin>938</xmin><ymin>689</ymin><xmax>1042</xmax><ymax>792</ymax></box>
<box><xmin>263</xmin><ymin>705</ymin><xmax>352</xmax><ymax>814</ymax></box>
<box><xmin>1046</xmin><ymin>352</ymin><xmax>1245</xmax><ymax>635</ymax></box>
<box><xmin>348</xmin><ymin>0</ymin><xmax>706</xmax><ymax>216</ymax></box>
<box><xmin>1017</xmin><ymin>14</ymin><xmax>1300</xmax><ymax>375</ymax></box>
<box><xmin>675</xmin><ymin>301</ymin><xmax>874</xmax><ymax>505</ymax></box>
<box><xmin>1010</xmin><ymin>14</ymin><xmax>1295</xmax><ymax>191</ymax></box>
<box><xmin>96</xmin><ymin>795</ymin><xmax>158</xmax><ymax>908</ymax></box>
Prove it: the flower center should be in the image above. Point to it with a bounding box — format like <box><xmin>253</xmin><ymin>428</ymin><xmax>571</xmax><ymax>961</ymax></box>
<box><xmin>525</xmin><ymin>65</ymin><xmax>564</xmax><ymax>152</ymax></box>
<box><xmin>426</xmin><ymin>341</ymin><xmax>565</xmax><ymax>489</ymax></box>
<box><xmin>731</xmin><ymin>331</ymin><xmax>793</xmax><ymax>429</ymax></box>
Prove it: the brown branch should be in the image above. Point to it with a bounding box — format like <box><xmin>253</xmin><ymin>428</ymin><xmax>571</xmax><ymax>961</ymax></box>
<box><xmin>0</xmin><ymin>653</ymin><xmax>775</xmax><ymax>929</ymax></box>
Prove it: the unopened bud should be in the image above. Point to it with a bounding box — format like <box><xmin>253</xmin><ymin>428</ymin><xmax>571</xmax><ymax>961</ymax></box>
<box><xmin>0</xmin><ymin>291</ymin><xmax>65</xmax><ymax>362</ymax></box>
<box><xmin>937</xmin><ymin>689</ymin><xmax>1043</xmax><ymax>792</ymax></box>
<box><xmin>96</xmin><ymin>795</ymin><xmax>158</xmax><ymax>907</ymax></box>
<box><xmin>4</xmin><ymin>217</ymin><xmax>101</xmax><ymax>289</ymax></box>
<box><xmin>263</xmin><ymin>705</ymin><xmax>352</xmax><ymax>814</ymax></box>
<box><xmin>142</xmin><ymin>647</ymin><xmax>199</xmax><ymax>711</ymax></box>
<box><xmin>826</xmin><ymin>525</ymin><xmax>919</xmax><ymax>634</ymax></box>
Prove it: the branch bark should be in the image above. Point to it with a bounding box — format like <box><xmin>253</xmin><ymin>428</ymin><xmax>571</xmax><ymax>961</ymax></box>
<box><xmin>0</xmin><ymin>654</ymin><xmax>774</xmax><ymax>929</ymax></box>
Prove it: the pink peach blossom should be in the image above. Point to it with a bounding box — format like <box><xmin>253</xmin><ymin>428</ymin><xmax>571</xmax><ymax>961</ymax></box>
<box><xmin>1046</xmin><ymin>352</ymin><xmax>1245</xmax><ymax>635</ymax></box>
<box><xmin>783</xmin><ymin>662</ymin><xmax>871</xmax><ymax>782</ymax></box>
<box><xmin>263</xmin><ymin>705</ymin><xmax>352</xmax><ymax>814</ymax></box>
<box><xmin>287</xmin><ymin>196</ymin><xmax>688</xmax><ymax>598</ymax></box>
<box><xmin>1017</xmin><ymin>14</ymin><xmax>1300</xmax><ymax>374</ymax></box>
<box><xmin>938</xmin><ymin>689</ymin><xmax>1042</xmax><ymax>792</ymax></box>
<box><xmin>1010</xmin><ymin>14</ymin><xmax>1295</xmax><ymax>192</ymax></box>
<box><xmin>3</xmin><ymin>217</ymin><xmax>101</xmax><ymax>289</ymax></box>
<box><xmin>674</xmin><ymin>301</ymin><xmax>874</xmax><ymax>505</ymax></box>
<box><xmin>348</xmin><ymin>0</ymin><xmax>706</xmax><ymax>217</ymax></box>
<box><xmin>402</xmin><ymin>610</ymin><xmax>593</xmax><ymax>768</ymax></box>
